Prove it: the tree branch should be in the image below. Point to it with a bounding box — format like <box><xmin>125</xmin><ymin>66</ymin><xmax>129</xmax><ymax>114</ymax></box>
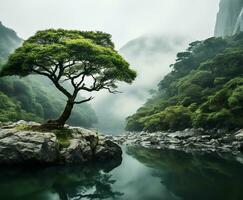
<box><xmin>32</xmin><ymin>68</ymin><xmax>52</xmax><ymax>78</ymax></box>
<box><xmin>53</xmin><ymin>80</ymin><xmax>72</xmax><ymax>98</ymax></box>
<box><xmin>63</xmin><ymin>60</ymin><xmax>76</xmax><ymax>69</ymax></box>
<box><xmin>74</xmin><ymin>96</ymin><xmax>94</xmax><ymax>104</ymax></box>
<box><xmin>34</xmin><ymin>63</ymin><xmax>54</xmax><ymax>76</ymax></box>
<box><xmin>103</xmin><ymin>86</ymin><xmax>121</xmax><ymax>94</ymax></box>
<box><xmin>76</xmin><ymin>73</ymin><xmax>86</xmax><ymax>88</ymax></box>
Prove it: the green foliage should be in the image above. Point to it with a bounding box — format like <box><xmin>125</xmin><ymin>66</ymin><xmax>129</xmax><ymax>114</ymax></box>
<box><xmin>1</xmin><ymin>29</ymin><xmax>136</xmax><ymax>85</ymax></box>
<box><xmin>0</xmin><ymin>24</ymin><xmax>98</xmax><ymax>127</ymax></box>
<box><xmin>0</xmin><ymin>91</ymin><xmax>42</xmax><ymax>122</ymax></box>
<box><xmin>1</xmin><ymin>29</ymin><xmax>136</xmax><ymax>126</ymax></box>
<box><xmin>0</xmin><ymin>76</ymin><xmax>98</xmax><ymax>127</ymax></box>
<box><xmin>52</xmin><ymin>128</ymin><xmax>72</xmax><ymax>148</ymax></box>
<box><xmin>126</xmin><ymin>33</ymin><xmax>243</xmax><ymax>132</ymax></box>
<box><xmin>140</xmin><ymin>106</ymin><xmax>192</xmax><ymax>132</ymax></box>
<box><xmin>228</xmin><ymin>85</ymin><xmax>243</xmax><ymax>109</ymax></box>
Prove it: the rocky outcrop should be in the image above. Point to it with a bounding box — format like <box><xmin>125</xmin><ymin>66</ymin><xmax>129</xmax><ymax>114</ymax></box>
<box><xmin>0</xmin><ymin>121</ymin><xmax>122</xmax><ymax>165</ymax></box>
<box><xmin>214</xmin><ymin>0</ymin><xmax>243</xmax><ymax>37</ymax></box>
<box><xmin>113</xmin><ymin>129</ymin><xmax>243</xmax><ymax>155</ymax></box>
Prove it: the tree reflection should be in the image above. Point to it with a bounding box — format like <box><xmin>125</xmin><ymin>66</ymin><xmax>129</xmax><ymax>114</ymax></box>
<box><xmin>127</xmin><ymin>147</ymin><xmax>243</xmax><ymax>200</ymax></box>
<box><xmin>52</xmin><ymin>166</ymin><xmax>123</xmax><ymax>200</ymax></box>
<box><xmin>0</xmin><ymin>160</ymin><xmax>123</xmax><ymax>200</ymax></box>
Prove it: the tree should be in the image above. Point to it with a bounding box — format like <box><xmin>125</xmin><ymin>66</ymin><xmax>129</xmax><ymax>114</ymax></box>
<box><xmin>0</xmin><ymin>29</ymin><xmax>136</xmax><ymax>127</ymax></box>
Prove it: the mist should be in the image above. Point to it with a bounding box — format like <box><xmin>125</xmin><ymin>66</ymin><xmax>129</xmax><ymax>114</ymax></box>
<box><xmin>92</xmin><ymin>33</ymin><xmax>191</xmax><ymax>133</ymax></box>
<box><xmin>0</xmin><ymin>0</ymin><xmax>220</xmax><ymax>133</ymax></box>
<box><xmin>0</xmin><ymin>0</ymin><xmax>219</xmax><ymax>48</ymax></box>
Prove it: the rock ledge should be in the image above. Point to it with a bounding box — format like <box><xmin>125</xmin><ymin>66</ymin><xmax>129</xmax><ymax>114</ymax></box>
<box><xmin>0</xmin><ymin>120</ymin><xmax>122</xmax><ymax>165</ymax></box>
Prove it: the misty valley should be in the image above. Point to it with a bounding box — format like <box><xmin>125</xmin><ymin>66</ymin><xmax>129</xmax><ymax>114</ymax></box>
<box><xmin>0</xmin><ymin>0</ymin><xmax>243</xmax><ymax>200</ymax></box>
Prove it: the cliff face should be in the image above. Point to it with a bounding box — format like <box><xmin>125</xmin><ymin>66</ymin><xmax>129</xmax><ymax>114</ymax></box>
<box><xmin>0</xmin><ymin>22</ymin><xmax>22</xmax><ymax>62</ymax></box>
<box><xmin>214</xmin><ymin>0</ymin><xmax>243</xmax><ymax>37</ymax></box>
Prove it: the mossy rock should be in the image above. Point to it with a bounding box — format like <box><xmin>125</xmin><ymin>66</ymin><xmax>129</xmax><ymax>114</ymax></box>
<box><xmin>15</xmin><ymin>124</ymin><xmax>72</xmax><ymax>148</ymax></box>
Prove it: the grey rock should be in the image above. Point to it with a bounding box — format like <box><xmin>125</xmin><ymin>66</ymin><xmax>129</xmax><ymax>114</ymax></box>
<box><xmin>235</xmin><ymin>130</ymin><xmax>243</xmax><ymax>140</ymax></box>
<box><xmin>215</xmin><ymin>0</ymin><xmax>243</xmax><ymax>37</ymax></box>
<box><xmin>149</xmin><ymin>137</ymin><xmax>160</xmax><ymax>145</ymax></box>
<box><xmin>237</xmin><ymin>142</ymin><xmax>243</xmax><ymax>152</ymax></box>
<box><xmin>201</xmin><ymin>135</ymin><xmax>211</xmax><ymax>140</ymax></box>
<box><xmin>168</xmin><ymin>130</ymin><xmax>195</xmax><ymax>140</ymax></box>
<box><xmin>94</xmin><ymin>139</ymin><xmax>122</xmax><ymax>161</ymax></box>
<box><xmin>0</xmin><ymin>129</ymin><xmax>58</xmax><ymax>164</ymax></box>
<box><xmin>0</xmin><ymin>121</ymin><xmax>122</xmax><ymax>165</ymax></box>
<box><xmin>60</xmin><ymin>139</ymin><xmax>89</xmax><ymax>164</ymax></box>
<box><xmin>112</xmin><ymin>129</ymin><xmax>243</xmax><ymax>155</ymax></box>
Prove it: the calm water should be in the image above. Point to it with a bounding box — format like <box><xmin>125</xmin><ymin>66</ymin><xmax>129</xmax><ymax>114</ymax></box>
<box><xmin>1</xmin><ymin>147</ymin><xmax>243</xmax><ymax>200</ymax></box>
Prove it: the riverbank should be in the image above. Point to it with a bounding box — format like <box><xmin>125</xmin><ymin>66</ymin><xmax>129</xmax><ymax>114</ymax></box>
<box><xmin>0</xmin><ymin>120</ymin><xmax>122</xmax><ymax>165</ymax></box>
<box><xmin>1</xmin><ymin>120</ymin><xmax>243</xmax><ymax>165</ymax></box>
<box><xmin>111</xmin><ymin>129</ymin><xmax>243</xmax><ymax>155</ymax></box>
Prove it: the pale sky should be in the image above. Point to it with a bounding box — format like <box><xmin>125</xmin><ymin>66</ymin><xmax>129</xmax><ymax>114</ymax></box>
<box><xmin>0</xmin><ymin>0</ymin><xmax>222</xmax><ymax>132</ymax></box>
<box><xmin>0</xmin><ymin>0</ymin><xmax>220</xmax><ymax>48</ymax></box>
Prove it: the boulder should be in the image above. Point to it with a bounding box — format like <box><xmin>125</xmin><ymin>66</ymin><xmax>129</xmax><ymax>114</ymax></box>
<box><xmin>235</xmin><ymin>130</ymin><xmax>243</xmax><ymax>140</ymax></box>
<box><xmin>0</xmin><ymin>128</ymin><xmax>58</xmax><ymax>164</ymax></box>
<box><xmin>113</xmin><ymin>129</ymin><xmax>243</xmax><ymax>155</ymax></box>
<box><xmin>167</xmin><ymin>129</ymin><xmax>196</xmax><ymax>140</ymax></box>
<box><xmin>60</xmin><ymin>139</ymin><xmax>87</xmax><ymax>164</ymax></box>
<box><xmin>0</xmin><ymin>121</ymin><xmax>122</xmax><ymax>165</ymax></box>
<box><xmin>94</xmin><ymin>139</ymin><xmax>122</xmax><ymax>161</ymax></box>
<box><xmin>238</xmin><ymin>143</ymin><xmax>243</xmax><ymax>152</ymax></box>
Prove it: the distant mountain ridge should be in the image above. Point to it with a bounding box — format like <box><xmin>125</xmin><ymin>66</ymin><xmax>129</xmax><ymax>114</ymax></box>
<box><xmin>120</xmin><ymin>34</ymin><xmax>184</xmax><ymax>59</ymax></box>
<box><xmin>215</xmin><ymin>0</ymin><xmax>243</xmax><ymax>37</ymax></box>
<box><xmin>92</xmin><ymin>33</ymin><xmax>189</xmax><ymax>133</ymax></box>
<box><xmin>126</xmin><ymin>33</ymin><xmax>243</xmax><ymax>132</ymax></box>
<box><xmin>0</xmin><ymin>21</ymin><xmax>22</xmax><ymax>62</ymax></box>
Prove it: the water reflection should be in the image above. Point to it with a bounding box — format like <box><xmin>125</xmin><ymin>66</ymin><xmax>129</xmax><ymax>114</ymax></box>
<box><xmin>127</xmin><ymin>147</ymin><xmax>243</xmax><ymax>200</ymax></box>
<box><xmin>0</xmin><ymin>161</ymin><xmax>123</xmax><ymax>200</ymax></box>
<box><xmin>1</xmin><ymin>148</ymin><xmax>243</xmax><ymax>200</ymax></box>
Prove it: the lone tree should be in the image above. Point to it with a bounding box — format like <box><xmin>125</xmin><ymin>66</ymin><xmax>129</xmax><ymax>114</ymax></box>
<box><xmin>0</xmin><ymin>29</ymin><xmax>136</xmax><ymax>127</ymax></box>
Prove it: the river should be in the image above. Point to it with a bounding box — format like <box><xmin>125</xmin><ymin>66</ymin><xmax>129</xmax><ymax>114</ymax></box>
<box><xmin>0</xmin><ymin>147</ymin><xmax>243</xmax><ymax>200</ymax></box>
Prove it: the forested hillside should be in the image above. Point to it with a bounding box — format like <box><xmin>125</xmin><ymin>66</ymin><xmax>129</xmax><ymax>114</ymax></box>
<box><xmin>0</xmin><ymin>23</ymin><xmax>97</xmax><ymax>127</ymax></box>
<box><xmin>92</xmin><ymin>33</ymin><xmax>188</xmax><ymax>133</ymax></box>
<box><xmin>126</xmin><ymin>33</ymin><xmax>243</xmax><ymax>132</ymax></box>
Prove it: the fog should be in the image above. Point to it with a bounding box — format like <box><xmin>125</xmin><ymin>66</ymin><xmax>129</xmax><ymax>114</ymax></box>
<box><xmin>0</xmin><ymin>0</ymin><xmax>219</xmax><ymax>48</ymax></box>
<box><xmin>91</xmin><ymin>33</ymin><xmax>191</xmax><ymax>133</ymax></box>
<box><xmin>0</xmin><ymin>0</ymin><xmax>220</xmax><ymax>133</ymax></box>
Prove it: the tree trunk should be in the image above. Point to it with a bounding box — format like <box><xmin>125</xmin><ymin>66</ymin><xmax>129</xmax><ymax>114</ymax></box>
<box><xmin>56</xmin><ymin>100</ymin><xmax>74</xmax><ymax>126</ymax></box>
<box><xmin>42</xmin><ymin>99</ymin><xmax>74</xmax><ymax>128</ymax></box>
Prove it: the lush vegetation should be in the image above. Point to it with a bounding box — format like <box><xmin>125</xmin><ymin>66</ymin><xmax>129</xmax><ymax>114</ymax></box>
<box><xmin>1</xmin><ymin>29</ymin><xmax>136</xmax><ymax>127</ymax></box>
<box><xmin>0</xmin><ymin>76</ymin><xmax>98</xmax><ymax>126</ymax></box>
<box><xmin>0</xmin><ymin>23</ymin><xmax>97</xmax><ymax>127</ymax></box>
<box><xmin>126</xmin><ymin>33</ymin><xmax>243</xmax><ymax>132</ymax></box>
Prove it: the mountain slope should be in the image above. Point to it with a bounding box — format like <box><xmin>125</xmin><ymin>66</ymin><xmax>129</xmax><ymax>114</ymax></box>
<box><xmin>126</xmin><ymin>34</ymin><xmax>243</xmax><ymax>132</ymax></box>
<box><xmin>0</xmin><ymin>21</ymin><xmax>22</xmax><ymax>62</ymax></box>
<box><xmin>92</xmin><ymin>33</ymin><xmax>189</xmax><ymax>133</ymax></box>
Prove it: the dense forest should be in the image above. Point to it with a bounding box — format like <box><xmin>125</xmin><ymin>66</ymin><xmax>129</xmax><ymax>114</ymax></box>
<box><xmin>126</xmin><ymin>33</ymin><xmax>243</xmax><ymax>132</ymax></box>
<box><xmin>0</xmin><ymin>23</ymin><xmax>97</xmax><ymax>127</ymax></box>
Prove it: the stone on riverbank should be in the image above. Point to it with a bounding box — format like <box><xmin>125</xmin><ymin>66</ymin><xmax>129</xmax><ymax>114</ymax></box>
<box><xmin>0</xmin><ymin>121</ymin><xmax>122</xmax><ymax>165</ymax></box>
<box><xmin>112</xmin><ymin>129</ymin><xmax>243</xmax><ymax>155</ymax></box>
